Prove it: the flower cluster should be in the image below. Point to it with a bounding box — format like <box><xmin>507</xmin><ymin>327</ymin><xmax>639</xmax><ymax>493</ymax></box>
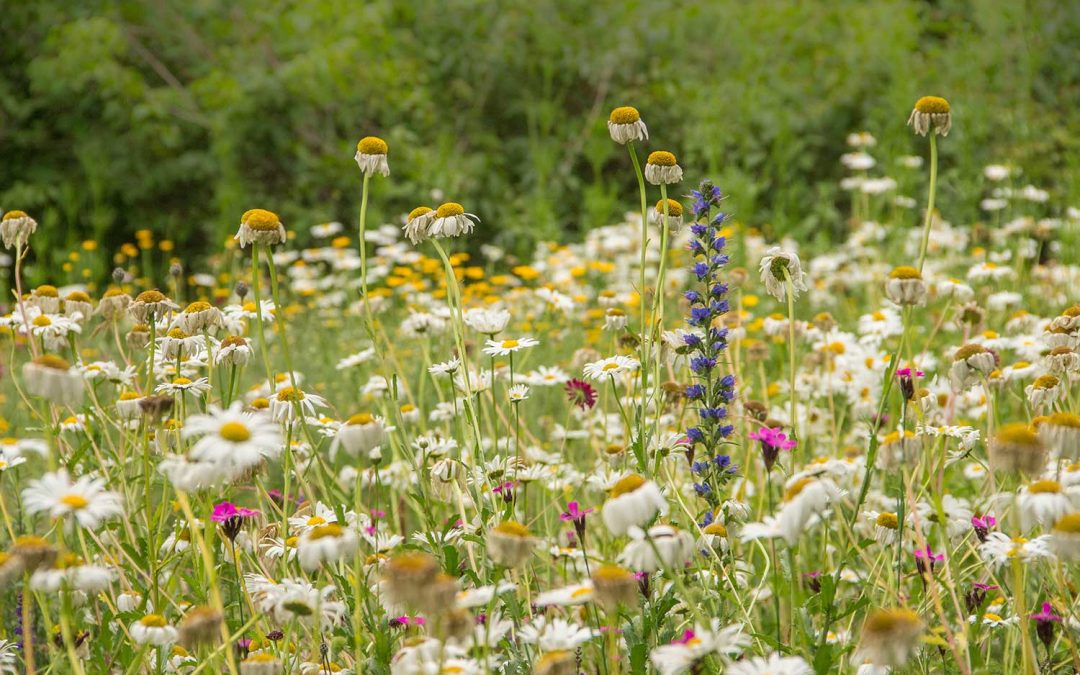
<box><xmin>679</xmin><ymin>180</ymin><xmax>737</xmax><ymax>497</ymax></box>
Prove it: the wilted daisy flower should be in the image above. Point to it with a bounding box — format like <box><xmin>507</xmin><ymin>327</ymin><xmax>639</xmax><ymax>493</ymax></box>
<box><xmin>402</xmin><ymin>206</ymin><xmax>435</xmax><ymax>245</ymax></box>
<box><xmin>22</xmin><ymin>469</ymin><xmax>123</xmax><ymax>530</ymax></box>
<box><xmin>645</xmin><ymin>151</ymin><xmax>683</xmax><ymax>185</ymax></box>
<box><xmin>1025</xmin><ymin>374</ymin><xmax>1064</xmax><ymax>410</ymax></box>
<box><xmin>483</xmin><ymin>336</ymin><xmax>539</xmax><ymax>357</ymax></box>
<box><xmin>331</xmin><ymin>413</ymin><xmax>387</xmax><ymax>460</ymax></box>
<box><xmin>131</xmin><ymin>614</ymin><xmax>178</xmax><ymax>646</ymax></box>
<box><xmin>297</xmin><ymin>523</ymin><xmax>357</xmax><ymax>571</ymax></box>
<box><xmin>23</xmin><ymin>354</ymin><xmax>84</xmax><ymax>407</ymax></box>
<box><xmin>590</xmin><ymin>564</ymin><xmax>639</xmax><ymax>609</ymax></box>
<box><xmin>175</xmin><ymin>301</ymin><xmax>223</xmax><ymax>334</ymax></box>
<box><xmin>270</xmin><ymin>386</ymin><xmax>328</xmax><ymax>423</ymax></box>
<box><xmin>758</xmin><ymin>247</ymin><xmax>808</xmax><ymax>301</ymax></box>
<box><xmin>235</xmin><ymin>209</ymin><xmax>286</xmax><ymax>248</ymax></box>
<box><xmin>215</xmin><ymin>335</ymin><xmax>253</xmax><ymax>367</ymax></box>
<box><xmin>247</xmin><ymin>576</ymin><xmax>346</xmax><ymax>628</ymax></box>
<box><xmin>885</xmin><ymin>266</ymin><xmax>927</xmax><ymax>306</ymax></box>
<box><xmin>519</xmin><ymin>616</ymin><xmax>599</xmax><ymax>652</ymax></box>
<box><xmin>949</xmin><ymin>344</ymin><xmax>997</xmax><ymax>389</ymax></box>
<box><xmin>855</xmin><ymin>608</ymin><xmax>924</xmax><ymax>667</ymax></box>
<box><xmin>649</xmin><ymin>199</ymin><xmax>684</xmax><ymax>232</ymax></box>
<box><xmin>607</xmin><ymin>106</ymin><xmax>648</xmax><ymax>144</ymax></box>
<box><xmin>1</xmin><ymin>209</ymin><xmax>37</xmax><ymax>249</ymax></box>
<box><xmin>866</xmin><ymin>511</ymin><xmax>900</xmax><ymax>545</ymax></box>
<box><xmin>240</xmin><ymin>653</ymin><xmax>284</xmax><ymax>675</ymax></box>
<box><xmin>1050</xmin><ymin>513</ymin><xmax>1080</xmax><ymax>561</ymax></box>
<box><xmin>989</xmin><ymin>423</ymin><xmax>1047</xmax><ymax>474</ymax></box>
<box><xmin>355</xmin><ymin>136</ymin><xmax>390</xmax><ymax>176</ymax></box>
<box><xmin>428</xmin><ymin>202</ymin><xmax>478</xmax><ymax>239</ymax></box>
<box><xmin>618</xmin><ymin>524</ymin><xmax>694</xmax><ymax>572</ymax></box>
<box><xmin>487</xmin><ymin>520</ymin><xmax>538</xmax><ymax>568</ymax></box>
<box><xmin>602</xmin><ymin>474</ymin><xmax>668</xmax><ymax>535</ymax></box>
<box><xmin>1016</xmin><ymin>480</ymin><xmax>1073</xmax><ymax>531</ymax></box>
<box><xmin>382</xmin><ymin>552</ymin><xmax>457</xmax><ymax>613</ymax></box>
<box><xmin>1037</xmin><ymin>412</ymin><xmax>1080</xmax><ymax>455</ymax></box>
<box><xmin>177</xmin><ymin>606</ymin><xmax>223</xmax><ymax>649</ymax></box>
<box><xmin>129</xmin><ymin>289</ymin><xmax>180</xmax><ymax>323</ymax></box>
<box><xmin>29</xmin><ymin>553</ymin><xmax>114</xmax><ymax>593</ymax></box>
<box><xmin>583</xmin><ymin>355</ymin><xmax>639</xmax><ymax>380</ymax></box>
<box><xmin>907</xmin><ymin>96</ymin><xmax>952</xmax><ymax>136</ymax></box>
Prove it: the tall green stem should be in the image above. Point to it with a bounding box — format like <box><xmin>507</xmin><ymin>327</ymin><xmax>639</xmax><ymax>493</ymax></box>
<box><xmin>917</xmin><ymin>133</ymin><xmax>938</xmax><ymax>274</ymax></box>
<box><xmin>627</xmin><ymin>143</ymin><xmax>650</xmax><ymax>469</ymax></box>
<box><xmin>358</xmin><ymin>173</ymin><xmax>372</xmax><ymax>316</ymax></box>
<box><xmin>250</xmin><ymin>245</ymin><xmax>275</xmax><ymax>388</ymax></box>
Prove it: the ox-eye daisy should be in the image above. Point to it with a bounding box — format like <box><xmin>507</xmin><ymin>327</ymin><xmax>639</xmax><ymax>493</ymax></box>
<box><xmin>22</xmin><ymin>469</ymin><xmax>124</xmax><ymax>530</ymax></box>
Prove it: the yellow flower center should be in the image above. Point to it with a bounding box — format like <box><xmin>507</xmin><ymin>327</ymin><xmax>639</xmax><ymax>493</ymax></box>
<box><xmin>60</xmin><ymin>494</ymin><xmax>89</xmax><ymax>509</ymax></box>
<box><xmin>1032</xmin><ymin>374</ymin><xmax>1059</xmax><ymax>390</ymax></box>
<box><xmin>276</xmin><ymin>386</ymin><xmax>304</xmax><ymax>402</ymax></box>
<box><xmin>492</xmin><ymin>520</ymin><xmax>530</xmax><ymax>538</ymax></box>
<box><xmin>647</xmin><ymin>151</ymin><xmax>677</xmax><ymax>167</ymax></box>
<box><xmin>876</xmin><ymin>512</ymin><xmax>899</xmax><ymax>529</ymax></box>
<box><xmin>864</xmin><ymin>607</ymin><xmax>921</xmax><ymax>634</ymax></box>
<box><xmin>31</xmin><ymin>315</ymin><xmax>52</xmax><ymax>327</ymax></box>
<box><xmin>889</xmin><ymin>266</ymin><xmax>922</xmax><ymax>280</ymax></box>
<box><xmin>609</xmin><ymin>106</ymin><xmax>641</xmax><ymax>124</ymax></box>
<box><xmin>66</xmin><ymin>291</ymin><xmax>91</xmax><ymax>302</ymax></box>
<box><xmin>185</xmin><ymin>301</ymin><xmax>212</xmax><ymax>313</ymax></box>
<box><xmin>436</xmin><ymin>202</ymin><xmax>465</xmax><ymax>218</ymax></box>
<box><xmin>307</xmin><ymin>515</ymin><xmax>327</xmax><ymax>526</ymax></box>
<box><xmin>703</xmin><ymin>522</ymin><xmax>728</xmax><ymax>537</ymax></box>
<box><xmin>954</xmin><ymin>343</ymin><xmax>986</xmax><ymax>361</ymax></box>
<box><xmin>3</xmin><ymin>210</ymin><xmax>28</xmax><ymax>220</ymax></box>
<box><xmin>140</xmin><ymin>614</ymin><xmax>168</xmax><ymax>628</ymax></box>
<box><xmin>347</xmin><ymin>413</ymin><xmax>374</xmax><ymax>425</ymax></box>
<box><xmin>783</xmin><ymin>477</ymin><xmax>815</xmax><ymax>502</ymax></box>
<box><xmin>219</xmin><ymin>421</ymin><xmax>252</xmax><ymax>442</ymax></box>
<box><xmin>35</xmin><ymin>285</ymin><xmax>59</xmax><ymax>297</ymax></box>
<box><xmin>32</xmin><ymin>354</ymin><xmax>71</xmax><ymax>370</ymax></box>
<box><xmin>356</xmin><ymin>136</ymin><xmax>388</xmax><ymax>155</ymax></box>
<box><xmin>914</xmin><ymin>96</ymin><xmax>950</xmax><ymax>114</ymax></box>
<box><xmin>1028</xmin><ymin>479</ymin><xmax>1061</xmax><ymax>494</ymax></box>
<box><xmin>610</xmin><ymin>474</ymin><xmax>647</xmax><ymax>497</ymax></box>
<box><xmin>242</xmin><ymin>208</ymin><xmax>282</xmax><ymax>231</ymax></box>
<box><xmin>654</xmin><ymin>198</ymin><xmax>683</xmax><ymax>217</ymax></box>
<box><xmin>167</xmin><ymin>328</ymin><xmax>188</xmax><ymax>339</ymax></box>
<box><xmin>408</xmin><ymin>206</ymin><xmax>433</xmax><ymax>221</ymax></box>
<box><xmin>1053</xmin><ymin>513</ymin><xmax>1080</xmax><ymax>534</ymax></box>
<box><xmin>307</xmin><ymin>523</ymin><xmax>344</xmax><ymax>540</ymax></box>
<box><xmin>135</xmin><ymin>290</ymin><xmax>167</xmax><ymax>304</ymax></box>
<box><xmin>995</xmin><ymin>422</ymin><xmax>1039</xmax><ymax>446</ymax></box>
<box><xmin>500</xmin><ymin>339</ymin><xmax>519</xmax><ymax>349</ymax></box>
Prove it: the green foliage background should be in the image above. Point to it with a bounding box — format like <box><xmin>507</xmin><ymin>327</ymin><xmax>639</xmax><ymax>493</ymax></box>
<box><xmin>2</xmin><ymin>0</ymin><xmax>1078</xmax><ymax>268</ymax></box>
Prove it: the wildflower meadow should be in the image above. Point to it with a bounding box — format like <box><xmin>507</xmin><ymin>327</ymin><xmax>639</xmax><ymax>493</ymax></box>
<box><xmin>1</xmin><ymin>8</ymin><xmax>1080</xmax><ymax>675</ymax></box>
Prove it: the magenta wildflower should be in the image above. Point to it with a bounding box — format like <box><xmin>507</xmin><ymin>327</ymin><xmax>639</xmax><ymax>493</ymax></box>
<box><xmin>1030</xmin><ymin>602</ymin><xmax>1062</xmax><ymax>648</ymax></box>
<box><xmin>914</xmin><ymin>546</ymin><xmax>944</xmax><ymax>577</ymax></box>
<box><xmin>561</xmin><ymin>500</ymin><xmax>594</xmax><ymax>543</ymax></box>
<box><xmin>749</xmin><ymin>426</ymin><xmax>796</xmax><ymax>472</ymax></box>
<box><xmin>211</xmin><ymin>501</ymin><xmax>260</xmax><ymax>522</ymax></box>
<box><xmin>565</xmin><ymin>378</ymin><xmax>598</xmax><ymax>410</ymax></box>
<box><xmin>560</xmin><ymin>501</ymin><xmax>594</xmax><ymax>523</ymax></box>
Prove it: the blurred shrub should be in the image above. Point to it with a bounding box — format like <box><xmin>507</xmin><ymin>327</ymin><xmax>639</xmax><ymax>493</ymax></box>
<box><xmin>1</xmin><ymin>0</ymin><xmax>1078</xmax><ymax>274</ymax></box>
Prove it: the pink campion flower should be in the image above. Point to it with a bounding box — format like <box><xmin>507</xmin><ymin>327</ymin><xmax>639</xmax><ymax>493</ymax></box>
<box><xmin>748</xmin><ymin>426</ymin><xmax>796</xmax><ymax>472</ymax></box>
<box><xmin>1030</xmin><ymin>602</ymin><xmax>1062</xmax><ymax>648</ymax></box>
<box><xmin>748</xmin><ymin>427</ymin><xmax>797</xmax><ymax>450</ymax></box>
<box><xmin>914</xmin><ymin>546</ymin><xmax>944</xmax><ymax>577</ymax></box>
<box><xmin>972</xmin><ymin>514</ymin><xmax>997</xmax><ymax>542</ymax></box>
<box><xmin>211</xmin><ymin>501</ymin><xmax>260</xmax><ymax>522</ymax></box>
<box><xmin>674</xmin><ymin>629</ymin><xmax>697</xmax><ymax>644</ymax></box>
<box><xmin>560</xmin><ymin>501</ymin><xmax>594</xmax><ymax>523</ymax></box>
<box><xmin>1030</xmin><ymin>602</ymin><xmax>1061</xmax><ymax>623</ymax></box>
<box><xmin>561</xmin><ymin>500</ymin><xmax>594</xmax><ymax>543</ymax></box>
<box><xmin>896</xmin><ymin>366</ymin><xmax>925</xmax><ymax>400</ymax></box>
